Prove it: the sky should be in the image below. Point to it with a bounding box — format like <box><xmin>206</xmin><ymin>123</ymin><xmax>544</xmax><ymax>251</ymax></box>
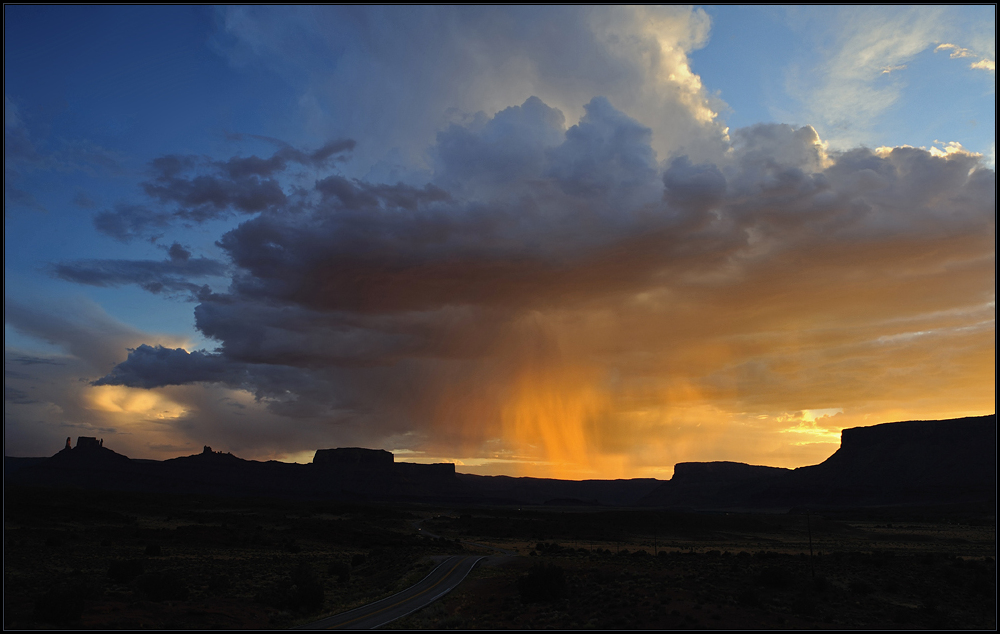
<box><xmin>4</xmin><ymin>6</ymin><xmax>995</xmax><ymax>479</ymax></box>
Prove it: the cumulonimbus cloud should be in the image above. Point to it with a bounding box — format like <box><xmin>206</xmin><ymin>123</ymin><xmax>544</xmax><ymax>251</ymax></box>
<box><xmin>90</xmin><ymin>95</ymin><xmax>995</xmax><ymax>475</ymax></box>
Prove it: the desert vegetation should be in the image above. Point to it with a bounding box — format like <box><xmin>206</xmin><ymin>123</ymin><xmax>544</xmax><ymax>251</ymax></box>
<box><xmin>4</xmin><ymin>485</ymin><xmax>994</xmax><ymax>629</ymax></box>
<box><xmin>391</xmin><ymin>504</ymin><xmax>996</xmax><ymax>630</ymax></box>
<box><xmin>3</xmin><ymin>486</ymin><xmax>460</xmax><ymax>629</ymax></box>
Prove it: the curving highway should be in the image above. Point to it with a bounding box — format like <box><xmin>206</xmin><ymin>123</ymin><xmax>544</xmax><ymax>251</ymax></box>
<box><xmin>295</xmin><ymin>555</ymin><xmax>484</xmax><ymax>630</ymax></box>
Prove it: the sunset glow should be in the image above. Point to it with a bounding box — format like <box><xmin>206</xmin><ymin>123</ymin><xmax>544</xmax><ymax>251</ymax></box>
<box><xmin>5</xmin><ymin>6</ymin><xmax>994</xmax><ymax>477</ymax></box>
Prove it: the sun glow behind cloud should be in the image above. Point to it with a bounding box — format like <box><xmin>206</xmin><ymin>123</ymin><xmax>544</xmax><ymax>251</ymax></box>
<box><xmin>87</xmin><ymin>385</ymin><xmax>188</xmax><ymax>420</ymax></box>
<box><xmin>3</xmin><ymin>6</ymin><xmax>995</xmax><ymax>478</ymax></box>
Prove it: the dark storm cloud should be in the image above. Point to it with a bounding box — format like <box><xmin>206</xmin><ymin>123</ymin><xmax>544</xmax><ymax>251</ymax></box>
<box><xmin>92</xmin><ymin>203</ymin><xmax>173</xmax><ymax>243</ymax></box>
<box><xmin>52</xmin><ymin>244</ymin><xmax>226</xmax><ymax>297</ymax></box>
<box><xmin>141</xmin><ymin>157</ymin><xmax>287</xmax><ymax>213</ymax></box>
<box><xmin>8</xmin><ymin>355</ymin><xmax>65</xmax><ymax>366</ymax></box>
<box><xmin>167</xmin><ymin>242</ymin><xmax>192</xmax><ymax>261</ymax></box>
<box><xmin>315</xmin><ymin>176</ymin><xmax>450</xmax><ymax>211</ymax></box>
<box><xmin>90</xmin><ymin>343</ymin><xmax>352</xmax><ymax>420</ymax></box>
<box><xmin>209</xmin><ymin>98</ymin><xmax>726</xmax><ymax>319</ymax></box>
<box><xmin>95</xmin><ymin>98</ymin><xmax>994</xmax><ymax>459</ymax></box>
<box><xmin>662</xmin><ymin>156</ymin><xmax>726</xmax><ymax>214</ymax></box>
<box><xmin>192</xmin><ymin>297</ymin><xmax>503</xmax><ymax>367</ymax></box>
<box><xmin>431</xmin><ymin>96</ymin><xmax>567</xmax><ymax>193</ymax></box>
<box><xmin>92</xmin><ymin>344</ymin><xmax>237</xmax><ymax>389</ymax></box>
<box><xmin>222</xmin><ymin>136</ymin><xmax>357</xmax><ymax>175</ymax></box>
<box><xmin>92</xmin><ymin>138</ymin><xmax>355</xmax><ymax>241</ymax></box>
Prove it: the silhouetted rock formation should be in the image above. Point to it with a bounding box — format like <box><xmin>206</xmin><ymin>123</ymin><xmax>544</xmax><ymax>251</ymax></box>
<box><xmin>395</xmin><ymin>462</ymin><xmax>455</xmax><ymax>478</ymax></box>
<box><xmin>75</xmin><ymin>436</ymin><xmax>103</xmax><ymax>450</ymax></box>
<box><xmin>49</xmin><ymin>436</ymin><xmax>128</xmax><ymax>464</ymax></box>
<box><xmin>5</xmin><ymin>437</ymin><xmax>470</xmax><ymax>502</ymax></box>
<box><xmin>672</xmin><ymin>461</ymin><xmax>790</xmax><ymax>483</ymax></box>
<box><xmin>639</xmin><ymin>415</ymin><xmax>996</xmax><ymax>509</ymax></box>
<box><xmin>20</xmin><ymin>436</ymin><xmax>133</xmax><ymax>491</ymax></box>
<box><xmin>314</xmin><ymin>447</ymin><xmax>393</xmax><ymax>467</ymax></box>
<box><xmin>5</xmin><ymin>415</ymin><xmax>995</xmax><ymax>509</ymax></box>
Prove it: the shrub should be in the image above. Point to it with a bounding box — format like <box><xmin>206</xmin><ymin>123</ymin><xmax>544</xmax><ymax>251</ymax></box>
<box><xmin>792</xmin><ymin>592</ymin><xmax>816</xmax><ymax>616</ymax></box>
<box><xmin>759</xmin><ymin>565</ymin><xmax>791</xmax><ymax>589</ymax></box>
<box><xmin>107</xmin><ymin>559</ymin><xmax>144</xmax><ymax>583</ymax></box>
<box><xmin>849</xmin><ymin>580</ymin><xmax>874</xmax><ymax>596</ymax></box>
<box><xmin>327</xmin><ymin>561</ymin><xmax>351</xmax><ymax>583</ymax></box>
<box><xmin>137</xmin><ymin>570</ymin><xmax>189</xmax><ymax>601</ymax></box>
<box><xmin>290</xmin><ymin>564</ymin><xmax>325</xmax><ymax>613</ymax></box>
<box><xmin>33</xmin><ymin>585</ymin><xmax>88</xmax><ymax>624</ymax></box>
<box><xmin>517</xmin><ymin>563</ymin><xmax>566</xmax><ymax>603</ymax></box>
<box><xmin>207</xmin><ymin>573</ymin><xmax>231</xmax><ymax>594</ymax></box>
<box><xmin>811</xmin><ymin>575</ymin><xmax>829</xmax><ymax>593</ymax></box>
<box><xmin>44</xmin><ymin>534</ymin><xmax>64</xmax><ymax>548</ymax></box>
<box><xmin>351</xmin><ymin>553</ymin><xmax>367</xmax><ymax>567</ymax></box>
<box><xmin>737</xmin><ymin>587</ymin><xmax>760</xmax><ymax>607</ymax></box>
<box><xmin>869</xmin><ymin>550</ymin><xmax>894</xmax><ymax>568</ymax></box>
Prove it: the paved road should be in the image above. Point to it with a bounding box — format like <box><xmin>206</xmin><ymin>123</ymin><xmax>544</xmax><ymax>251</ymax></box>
<box><xmin>295</xmin><ymin>555</ymin><xmax>484</xmax><ymax>630</ymax></box>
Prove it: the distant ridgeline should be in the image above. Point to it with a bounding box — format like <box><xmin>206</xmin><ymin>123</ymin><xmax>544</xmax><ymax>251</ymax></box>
<box><xmin>638</xmin><ymin>415</ymin><xmax>997</xmax><ymax>510</ymax></box>
<box><xmin>4</xmin><ymin>415</ymin><xmax>996</xmax><ymax>509</ymax></box>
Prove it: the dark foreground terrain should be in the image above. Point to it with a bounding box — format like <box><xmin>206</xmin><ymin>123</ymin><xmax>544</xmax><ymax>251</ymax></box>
<box><xmin>393</xmin><ymin>504</ymin><xmax>996</xmax><ymax>630</ymax></box>
<box><xmin>4</xmin><ymin>487</ymin><xmax>995</xmax><ymax>630</ymax></box>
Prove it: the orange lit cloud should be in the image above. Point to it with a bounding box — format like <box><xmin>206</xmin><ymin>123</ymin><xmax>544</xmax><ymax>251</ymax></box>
<box><xmin>11</xmin><ymin>98</ymin><xmax>994</xmax><ymax>479</ymax></box>
<box><xmin>86</xmin><ymin>107</ymin><xmax>994</xmax><ymax>477</ymax></box>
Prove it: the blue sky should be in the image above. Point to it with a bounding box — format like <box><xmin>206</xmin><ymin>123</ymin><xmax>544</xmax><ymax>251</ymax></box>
<box><xmin>4</xmin><ymin>6</ymin><xmax>995</xmax><ymax>477</ymax></box>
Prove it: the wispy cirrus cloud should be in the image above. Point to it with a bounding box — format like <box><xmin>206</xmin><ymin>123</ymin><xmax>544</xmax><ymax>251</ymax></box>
<box><xmin>782</xmin><ymin>6</ymin><xmax>948</xmax><ymax>149</ymax></box>
<box><xmin>4</xmin><ymin>95</ymin><xmax>126</xmax><ymax>213</ymax></box>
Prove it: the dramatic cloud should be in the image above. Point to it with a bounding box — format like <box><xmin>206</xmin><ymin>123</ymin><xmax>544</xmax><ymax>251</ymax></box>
<box><xmin>5</xmin><ymin>298</ymin><xmax>170</xmax><ymax>373</ymax></box>
<box><xmin>214</xmin><ymin>6</ymin><xmax>728</xmax><ymax>170</ymax></box>
<box><xmin>94</xmin><ymin>96</ymin><xmax>996</xmax><ymax>477</ymax></box>
<box><xmin>92</xmin><ymin>139</ymin><xmax>354</xmax><ymax>241</ymax></box>
<box><xmin>53</xmin><ymin>243</ymin><xmax>226</xmax><ymax>297</ymax></box>
<box><xmin>3</xmin><ymin>298</ymin><xmax>313</xmax><ymax>460</ymax></box>
<box><xmin>6</xmin><ymin>7</ymin><xmax>993</xmax><ymax>477</ymax></box>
